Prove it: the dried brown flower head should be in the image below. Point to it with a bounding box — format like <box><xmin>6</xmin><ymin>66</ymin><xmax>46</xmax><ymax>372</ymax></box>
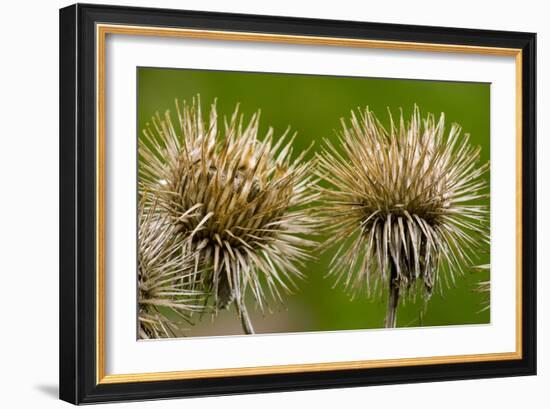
<box><xmin>139</xmin><ymin>97</ymin><xmax>318</xmax><ymax>333</ymax></box>
<box><xmin>317</xmin><ymin>105</ymin><xmax>489</xmax><ymax>327</ymax></box>
<box><xmin>138</xmin><ymin>199</ymin><xmax>205</xmax><ymax>339</ymax></box>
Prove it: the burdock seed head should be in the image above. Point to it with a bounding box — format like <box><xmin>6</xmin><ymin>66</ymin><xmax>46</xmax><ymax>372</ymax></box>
<box><xmin>139</xmin><ymin>96</ymin><xmax>318</xmax><ymax>333</ymax></box>
<box><xmin>316</xmin><ymin>105</ymin><xmax>489</xmax><ymax>322</ymax></box>
<box><xmin>138</xmin><ymin>198</ymin><xmax>206</xmax><ymax>339</ymax></box>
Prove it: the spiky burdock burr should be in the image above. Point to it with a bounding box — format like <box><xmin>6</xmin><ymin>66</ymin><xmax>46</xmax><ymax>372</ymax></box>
<box><xmin>139</xmin><ymin>97</ymin><xmax>317</xmax><ymax>334</ymax></box>
<box><xmin>317</xmin><ymin>105</ymin><xmax>489</xmax><ymax>328</ymax></box>
<box><xmin>138</xmin><ymin>199</ymin><xmax>206</xmax><ymax>339</ymax></box>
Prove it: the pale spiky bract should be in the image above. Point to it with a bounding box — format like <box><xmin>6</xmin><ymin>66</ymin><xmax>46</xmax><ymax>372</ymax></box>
<box><xmin>139</xmin><ymin>96</ymin><xmax>317</xmax><ymax>333</ymax></box>
<box><xmin>473</xmin><ymin>264</ymin><xmax>491</xmax><ymax>312</ymax></box>
<box><xmin>138</xmin><ymin>199</ymin><xmax>205</xmax><ymax>339</ymax></box>
<box><xmin>317</xmin><ymin>106</ymin><xmax>489</xmax><ymax>327</ymax></box>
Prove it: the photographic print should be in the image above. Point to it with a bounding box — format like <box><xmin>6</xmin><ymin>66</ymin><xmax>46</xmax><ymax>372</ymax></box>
<box><xmin>137</xmin><ymin>67</ymin><xmax>491</xmax><ymax>339</ymax></box>
<box><xmin>60</xmin><ymin>5</ymin><xmax>535</xmax><ymax>403</ymax></box>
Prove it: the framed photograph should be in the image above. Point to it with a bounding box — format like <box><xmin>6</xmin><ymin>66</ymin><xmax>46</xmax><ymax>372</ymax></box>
<box><xmin>59</xmin><ymin>3</ymin><xmax>536</xmax><ymax>404</ymax></box>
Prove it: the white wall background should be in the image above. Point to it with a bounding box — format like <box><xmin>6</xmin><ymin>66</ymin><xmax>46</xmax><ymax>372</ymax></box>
<box><xmin>0</xmin><ymin>0</ymin><xmax>546</xmax><ymax>407</ymax></box>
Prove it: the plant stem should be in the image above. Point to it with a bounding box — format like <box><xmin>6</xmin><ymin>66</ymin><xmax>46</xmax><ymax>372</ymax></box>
<box><xmin>385</xmin><ymin>264</ymin><xmax>400</xmax><ymax>328</ymax></box>
<box><xmin>236</xmin><ymin>300</ymin><xmax>255</xmax><ymax>335</ymax></box>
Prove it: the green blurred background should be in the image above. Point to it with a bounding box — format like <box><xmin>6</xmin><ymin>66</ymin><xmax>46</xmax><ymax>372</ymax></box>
<box><xmin>138</xmin><ymin>67</ymin><xmax>491</xmax><ymax>337</ymax></box>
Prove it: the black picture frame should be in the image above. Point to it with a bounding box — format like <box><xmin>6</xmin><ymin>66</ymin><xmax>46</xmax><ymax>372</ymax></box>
<box><xmin>59</xmin><ymin>3</ymin><xmax>536</xmax><ymax>404</ymax></box>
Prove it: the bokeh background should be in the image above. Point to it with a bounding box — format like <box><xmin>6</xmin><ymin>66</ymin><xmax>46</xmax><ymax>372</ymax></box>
<box><xmin>137</xmin><ymin>67</ymin><xmax>490</xmax><ymax>337</ymax></box>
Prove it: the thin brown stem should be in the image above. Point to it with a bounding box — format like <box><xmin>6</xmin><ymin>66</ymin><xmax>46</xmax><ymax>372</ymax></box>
<box><xmin>236</xmin><ymin>299</ymin><xmax>255</xmax><ymax>335</ymax></box>
<box><xmin>385</xmin><ymin>264</ymin><xmax>400</xmax><ymax>328</ymax></box>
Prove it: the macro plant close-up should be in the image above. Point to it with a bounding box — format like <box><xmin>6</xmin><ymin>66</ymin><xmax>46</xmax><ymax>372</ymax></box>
<box><xmin>317</xmin><ymin>106</ymin><xmax>490</xmax><ymax>327</ymax></box>
<box><xmin>138</xmin><ymin>96</ymin><xmax>318</xmax><ymax>334</ymax></box>
<box><xmin>135</xmin><ymin>67</ymin><xmax>491</xmax><ymax>338</ymax></box>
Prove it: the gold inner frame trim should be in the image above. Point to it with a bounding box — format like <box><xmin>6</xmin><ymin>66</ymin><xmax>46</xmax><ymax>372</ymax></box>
<box><xmin>96</xmin><ymin>23</ymin><xmax>523</xmax><ymax>385</ymax></box>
